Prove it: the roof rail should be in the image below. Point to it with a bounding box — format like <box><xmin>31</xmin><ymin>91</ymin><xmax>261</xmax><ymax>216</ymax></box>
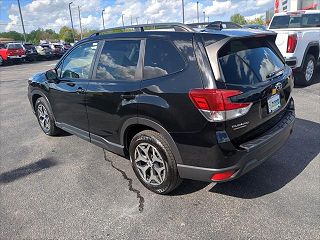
<box><xmin>90</xmin><ymin>23</ymin><xmax>194</xmax><ymax>37</ymax></box>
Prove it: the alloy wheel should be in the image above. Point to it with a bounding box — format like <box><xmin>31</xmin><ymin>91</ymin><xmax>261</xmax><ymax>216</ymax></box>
<box><xmin>305</xmin><ymin>59</ymin><xmax>314</xmax><ymax>82</ymax></box>
<box><xmin>133</xmin><ymin>143</ymin><xmax>166</xmax><ymax>186</ymax></box>
<box><xmin>37</xmin><ymin>104</ymin><xmax>50</xmax><ymax>132</ymax></box>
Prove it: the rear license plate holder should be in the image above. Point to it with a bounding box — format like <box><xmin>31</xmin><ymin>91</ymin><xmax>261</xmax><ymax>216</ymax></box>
<box><xmin>267</xmin><ymin>93</ymin><xmax>281</xmax><ymax>113</ymax></box>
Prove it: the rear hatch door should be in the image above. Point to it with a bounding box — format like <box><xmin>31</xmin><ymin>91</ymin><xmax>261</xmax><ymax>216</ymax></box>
<box><xmin>208</xmin><ymin>35</ymin><xmax>294</xmax><ymax>146</ymax></box>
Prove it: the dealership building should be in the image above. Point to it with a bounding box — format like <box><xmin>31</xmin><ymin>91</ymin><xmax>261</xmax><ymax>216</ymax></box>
<box><xmin>266</xmin><ymin>0</ymin><xmax>320</xmax><ymax>22</ymax></box>
<box><xmin>275</xmin><ymin>0</ymin><xmax>319</xmax><ymax>12</ymax></box>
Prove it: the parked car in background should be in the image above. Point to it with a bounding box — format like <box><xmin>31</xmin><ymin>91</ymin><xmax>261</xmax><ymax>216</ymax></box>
<box><xmin>62</xmin><ymin>42</ymin><xmax>72</xmax><ymax>53</ymax></box>
<box><xmin>0</xmin><ymin>42</ymin><xmax>26</xmax><ymax>65</ymax></box>
<box><xmin>187</xmin><ymin>22</ymin><xmax>209</xmax><ymax>31</ymax></box>
<box><xmin>206</xmin><ymin>21</ymin><xmax>242</xmax><ymax>30</ymax></box>
<box><xmin>36</xmin><ymin>44</ymin><xmax>53</xmax><ymax>60</ymax></box>
<box><xmin>243</xmin><ymin>24</ymin><xmax>267</xmax><ymax>30</ymax></box>
<box><xmin>50</xmin><ymin>43</ymin><xmax>64</xmax><ymax>58</ymax></box>
<box><xmin>28</xmin><ymin>23</ymin><xmax>295</xmax><ymax>194</ymax></box>
<box><xmin>23</xmin><ymin>43</ymin><xmax>39</xmax><ymax>62</ymax></box>
<box><xmin>269</xmin><ymin>10</ymin><xmax>320</xmax><ymax>86</ymax></box>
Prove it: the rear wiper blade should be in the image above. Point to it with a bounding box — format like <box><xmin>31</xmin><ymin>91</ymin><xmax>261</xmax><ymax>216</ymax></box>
<box><xmin>266</xmin><ymin>68</ymin><xmax>285</xmax><ymax>79</ymax></box>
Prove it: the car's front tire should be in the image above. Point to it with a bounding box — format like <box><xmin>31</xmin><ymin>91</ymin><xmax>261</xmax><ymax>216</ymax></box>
<box><xmin>129</xmin><ymin>130</ymin><xmax>182</xmax><ymax>194</ymax></box>
<box><xmin>295</xmin><ymin>54</ymin><xmax>316</xmax><ymax>86</ymax></box>
<box><xmin>35</xmin><ymin>97</ymin><xmax>61</xmax><ymax>136</ymax></box>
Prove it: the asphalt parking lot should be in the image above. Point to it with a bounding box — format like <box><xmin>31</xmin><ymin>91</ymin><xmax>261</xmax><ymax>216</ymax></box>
<box><xmin>0</xmin><ymin>60</ymin><xmax>319</xmax><ymax>239</ymax></box>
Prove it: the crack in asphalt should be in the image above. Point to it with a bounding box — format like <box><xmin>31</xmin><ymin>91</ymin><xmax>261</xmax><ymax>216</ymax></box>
<box><xmin>103</xmin><ymin>149</ymin><xmax>144</xmax><ymax>213</ymax></box>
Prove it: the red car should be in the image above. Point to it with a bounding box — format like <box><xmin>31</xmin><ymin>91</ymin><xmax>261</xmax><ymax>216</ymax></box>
<box><xmin>0</xmin><ymin>43</ymin><xmax>26</xmax><ymax>65</ymax></box>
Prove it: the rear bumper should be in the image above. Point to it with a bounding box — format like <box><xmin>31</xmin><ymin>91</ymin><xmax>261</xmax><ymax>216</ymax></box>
<box><xmin>177</xmin><ymin>108</ymin><xmax>295</xmax><ymax>182</ymax></box>
<box><xmin>7</xmin><ymin>55</ymin><xmax>26</xmax><ymax>59</ymax></box>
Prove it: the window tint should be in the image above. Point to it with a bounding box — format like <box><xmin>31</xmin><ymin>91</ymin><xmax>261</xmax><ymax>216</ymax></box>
<box><xmin>143</xmin><ymin>39</ymin><xmax>185</xmax><ymax>79</ymax></box>
<box><xmin>61</xmin><ymin>42</ymin><xmax>97</xmax><ymax>79</ymax></box>
<box><xmin>95</xmin><ymin>40</ymin><xmax>141</xmax><ymax>81</ymax></box>
<box><xmin>270</xmin><ymin>14</ymin><xmax>320</xmax><ymax>29</ymax></box>
<box><xmin>216</xmin><ymin>39</ymin><xmax>284</xmax><ymax>85</ymax></box>
<box><xmin>7</xmin><ymin>43</ymin><xmax>22</xmax><ymax>49</ymax></box>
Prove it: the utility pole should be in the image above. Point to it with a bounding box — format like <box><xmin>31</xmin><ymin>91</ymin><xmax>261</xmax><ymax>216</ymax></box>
<box><xmin>131</xmin><ymin>16</ymin><xmax>133</xmax><ymax>25</ymax></box>
<box><xmin>121</xmin><ymin>14</ymin><xmax>125</xmax><ymax>27</ymax></box>
<box><xmin>207</xmin><ymin>16</ymin><xmax>209</xmax><ymax>23</ymax></box>
<box><xmin>203</xmin><ymin>11</ymin><xmax>205</xmax><ymax>23</ymax></box>
<box><xmin>196</xmin><ymin>1</ymin><xmax>199</xmax><ymax>23</ymax></box>
<box><xmin>78</xmin><ymin>6</ymin><xmax>83</xmax><ymax>39</ymax></box>
<box><xmin>136</xmin><ymin>17</ymin><xmax>139</xmax><ymax>25</ymax></box>
<box><xmin>102</xmin><ymin>9</ymin><xmax>105</xmax><ymax>29</ymax></box>
<box><xmin>182</xmin><ymin>0</ymin><xmax>185</xmax><ymax>24</ymax></box>
<box><xmin>17</xmin><ymin>0</ymin><xmax>26</xmax><ymax>42</ymax></box>
<box><xmin>68</xmin><ymin>2</ymin><xmax>75</xmax><ymax>42</ymax></box>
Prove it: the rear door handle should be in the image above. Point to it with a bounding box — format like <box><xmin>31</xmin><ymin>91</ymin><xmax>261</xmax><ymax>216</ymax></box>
<box><xmin>120</xmin><ymin>94</ymin><xmax>136</xmax><ymax>100</ymax></box>
<box><xmin>76</xmin><ymin>87</ymin><xmax>85</xmax><ymax>94</ymax></box>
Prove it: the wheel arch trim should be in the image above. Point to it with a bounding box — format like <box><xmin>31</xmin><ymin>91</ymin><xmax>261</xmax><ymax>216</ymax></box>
<box><xmin>301</xmin><ymin>42</ymin><xmax>319</xmax><ymax>68</ymax></box>
<box><xmin>30</xmin><ymin>89</ymin><xmax>56</xmax><ymax>121</ymax></box>
<box><xmin>120</xmin><ymin>117</ymin><xmax>183</xmax><ymax>164</ymax></box>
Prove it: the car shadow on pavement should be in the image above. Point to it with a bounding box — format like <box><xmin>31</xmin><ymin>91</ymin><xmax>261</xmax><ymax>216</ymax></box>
<box><xmin>0</xmin><ymin>158</ymin><xmax>57</xmax><ymax>184</ymax></box>
<box><xmin>209</xmin><ymin>118</ymin><xmax>319</xmax><ymax>199</ymax></box>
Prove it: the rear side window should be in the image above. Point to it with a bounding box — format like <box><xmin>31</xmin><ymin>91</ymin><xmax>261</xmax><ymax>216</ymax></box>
<box><xmin>217</xmin><ymin>39</ymin><xmax>284</xmax><ymax>85</ymax></box>
<box><xmin>270</xmin><ymin>14</ymin><xmax>320</xmax><ymax>29</ymax></box>
<box><xmin>95</xmin><ymin>40</ymin><xmax>141</xmax><ymax>81</ymax></box>
<box><xmin>143</xmin><ymin>39</ymin><xmax>185</xmax><ymax>79</ymax></box>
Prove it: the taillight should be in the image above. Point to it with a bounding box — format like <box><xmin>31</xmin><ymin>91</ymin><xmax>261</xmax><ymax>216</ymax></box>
<box><xmin>287</xmin><ymin>34</ymin><xmax>297</xmax><ymax>53</ymax></box>
<box><xmin>189</xmin><ymin>89</ymin><xmax>252</xmax><ymax>122</ymax></box>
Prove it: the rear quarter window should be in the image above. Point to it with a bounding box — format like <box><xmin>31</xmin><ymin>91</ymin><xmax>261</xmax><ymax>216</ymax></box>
<box><xmin>143</xmin><ymin>39</ymin><xmax>185</xmax><ymax>79</ymax></box>
<box><xmin>216</xmin><ymin>39</ymin><xmax>284</xmax><ymax>85</ymax></box>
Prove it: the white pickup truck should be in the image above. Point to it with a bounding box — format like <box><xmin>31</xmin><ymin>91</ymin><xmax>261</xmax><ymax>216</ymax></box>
<box><xmin>269</xmin><ymin>10</ymin><xmax>320</xmax><ymax>86</ymax></box>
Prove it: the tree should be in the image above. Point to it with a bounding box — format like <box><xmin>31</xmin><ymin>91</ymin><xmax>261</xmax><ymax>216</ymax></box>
<box><xmin>247</xmin><ymin>16</ymin><xmax>265</xmax><ymax>25</ymax></box>
<box><xmin>27</xmin><ymin>28</ymin><xmax>59</xmax><ymax>44</ymax></box>
<box><xmin>230</xmin><ymin>14</ymin><xmax>247</xmax><ymax>25</ymax></box>
<box><xmin>0</xmin><ymin>31</ymin><xmax>24</xmax><ymax>41</ymax></box>
<box><xmin>59</xmin><ymin>26</ymin><xmax>80</xmax><ymax>43</ymax></box>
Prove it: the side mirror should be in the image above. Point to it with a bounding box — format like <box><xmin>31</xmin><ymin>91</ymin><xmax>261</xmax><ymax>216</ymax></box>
<box><xmin>45</xmin><ymin>69</ymin><xmax>58</xmax><ymax>82</ymax></box>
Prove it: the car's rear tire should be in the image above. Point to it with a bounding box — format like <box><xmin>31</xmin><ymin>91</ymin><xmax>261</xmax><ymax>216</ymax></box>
<box><xmin>129</xmin><ymin>130</ymin><xmax>182</xmax><ymax>194</ymax></box>
<box><xmin>35</xmin><ymin>97</ymin><xmax>61</xmax><ymax>136</ymax></box>
<box><xmin>295</xmin><ymin>54</ymin><xmax>316</xmax><ymax>86</ymax></box>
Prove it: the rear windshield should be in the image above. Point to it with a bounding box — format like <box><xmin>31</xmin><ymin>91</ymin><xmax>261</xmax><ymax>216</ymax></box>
<box><xmin>216</xmin><ymin>39</ymin><xmax>284</xmax><ymax>85</ymax></box>
<box><xmin>270</xmin><ymin>14</ymin><xmax>320</xmax><ymax>29</ymax></box>
<box><xmin>8</xmin><ymin>44</ymin><xmax>22</xmax><ymax>49</ymax></box>
<box><xmin>24</xmin><ymin>44</ymin><xmax>34</xmax><ymax>49</ymax></box>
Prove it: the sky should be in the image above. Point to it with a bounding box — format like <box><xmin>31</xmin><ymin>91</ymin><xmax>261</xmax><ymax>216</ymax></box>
<box><xmin>0</xmin><ymin>0</ymin><xmax>274</xmax><ymax>33</ymax></box>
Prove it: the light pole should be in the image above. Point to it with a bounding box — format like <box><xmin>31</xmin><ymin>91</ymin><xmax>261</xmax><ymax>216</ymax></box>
<box><xmin>17</xmin><ymin>0</ymin><xmax>26</xmax><ymax>42</ymax></box>
<box><xmin>136</xmin><ymin>17</ymin><xmax>139</xmax><ymax>25</ymax></box>
<box><xmin>121</xmin><ymin>14</ymin><xmax>125</xmax><ymax>27</ymax></box>
<box><xmin>203</xmin><ymin>11</ymin><xmax>205</xmax><ymax>23</ymax></box>
<box><xmin>196</xmin><ymin>1</ymin><xmax>199</xmax><ymax>23</ymax></box>
<box><xmin>78</xmin><ymin>6</ymin><xmax>83</xmax><ymax>39</ymax></box>
<box><xmin>102</xmin><ymin>9</ymin><xmax>105</xmax><ymax>29</ymax></box>
<box><xmin>68</xmin><ymin>2</ymin><xmax>75</xmax><ymax>42</ymax></box>
<box><xmin>207</xmin><ymin>16</ymin><xmax>209</xmax><ymax>23</ymax></box>
<box><xmin>131</xmin><ymin>16</ymin><xmax>133</xmax><ymax>25</ymax></box>
<box><xmin>182</xmin><ymin>0</ymin><xmax>185</xmax><ymax>24</ymax></box>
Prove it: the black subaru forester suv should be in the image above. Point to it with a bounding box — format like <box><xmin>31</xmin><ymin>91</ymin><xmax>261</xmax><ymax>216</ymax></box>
<box><xmin>28</xmin><ymin>23</ymin><xmax>295</xmax><ymax>194</ymax></box>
